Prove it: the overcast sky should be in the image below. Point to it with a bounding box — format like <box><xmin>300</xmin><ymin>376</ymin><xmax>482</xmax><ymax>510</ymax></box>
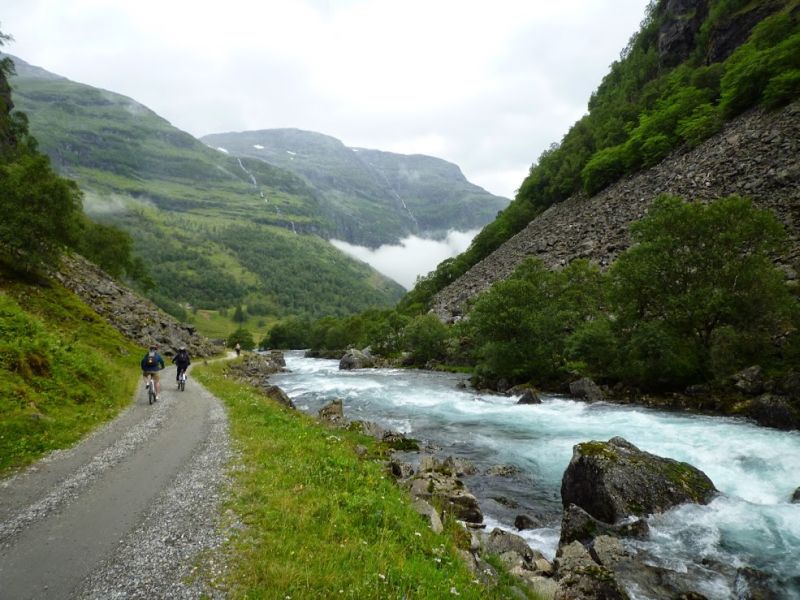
<box><xmin>3</xmin><ymin>0</ymin><xmax>650</xmax><ymax>199</ymax></box>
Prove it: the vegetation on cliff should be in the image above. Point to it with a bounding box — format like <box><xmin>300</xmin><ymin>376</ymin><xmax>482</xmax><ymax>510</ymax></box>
<box><xmin>403</xmin><ymin>0</ymin><xmax>800</xmax><ymax>312</ymax></box>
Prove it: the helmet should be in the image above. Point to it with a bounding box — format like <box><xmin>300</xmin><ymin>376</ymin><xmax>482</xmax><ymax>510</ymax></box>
<box><xmin>179</xmin><ymin>346</ymin><xmax>186</xmax><ymax>351</ymax></box>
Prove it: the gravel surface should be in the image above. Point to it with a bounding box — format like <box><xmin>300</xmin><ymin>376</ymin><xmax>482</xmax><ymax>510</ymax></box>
<box><xmin>0</xmin><ymin>366</ymin><xmax>233</xmax><ymax>599</ymax></box>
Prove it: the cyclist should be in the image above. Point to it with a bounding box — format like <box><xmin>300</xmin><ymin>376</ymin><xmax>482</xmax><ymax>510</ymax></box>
<box><xmin>173</xmin><ymin>345</ymin><xmax>191</xmax><ymax>386</ymax></box>
<box><xmin>235</xmin><ymin>342</ymin><xmax>241</xmax><ymax>357</ymax></box>
<box><xmin>141</xmin><ymin>344</ymin><xmax>165</xmax><ymax>401</ymax></box>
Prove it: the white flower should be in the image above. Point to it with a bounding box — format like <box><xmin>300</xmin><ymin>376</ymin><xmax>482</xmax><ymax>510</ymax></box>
<box><xmin>450</xmin><ymin>587</ymin><xmax>460</xmax><ymax>595</ymax></box>
<box><xmin>378</xmin><ymin>574</ymin><xmax>386</xmax><ymax>580</ymax></box>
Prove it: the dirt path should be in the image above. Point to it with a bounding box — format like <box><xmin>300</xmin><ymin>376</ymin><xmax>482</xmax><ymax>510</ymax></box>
<box><xmin>0</xmin><ymin>365</ymin><xmax>231</xmax><ymax>599</ymax></box>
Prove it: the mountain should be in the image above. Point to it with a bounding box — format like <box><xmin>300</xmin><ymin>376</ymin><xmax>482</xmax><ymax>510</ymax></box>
<box><xmin>5</xmin><ymin>54</ymin><xmax>405</xmax><ymax>318</ymax></box>
<box><xmin>409</xmin><ymin>0</ymin><xmax>800</xmax><ymax>314</ymax></box>
<box><xmin>201</xmin><ymin>129</ymin><xmax>509</xmax><ymax>247</ymax></box>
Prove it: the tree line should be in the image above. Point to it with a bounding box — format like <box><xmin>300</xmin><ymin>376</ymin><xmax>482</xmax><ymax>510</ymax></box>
<box><xmin>265</xmin><ymin>196</ymin><xmax>800</xmax><ymax>395</ymax></box>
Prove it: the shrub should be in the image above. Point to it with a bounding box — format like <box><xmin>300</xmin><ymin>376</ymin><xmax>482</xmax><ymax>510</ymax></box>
<box><xmin>676</xmin><ymin>103</ymin><xmax>723</xmax><ymax>147</ymax></box>
<box><xmin>227</xmin><ymin>328</ymin><xmax>255</xmax><ymax>351</ymax></box>
<box><xmin>581</xmin><ymin>144</ymin><xmax>628</xmax><ymax>195</ymax></box>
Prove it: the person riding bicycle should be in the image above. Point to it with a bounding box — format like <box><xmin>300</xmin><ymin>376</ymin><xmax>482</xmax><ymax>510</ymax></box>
<box><xmin>141</xmin><ymin>344</ymin><xmax>165</xmax><ymax>401</ymax></box>
<box><xmin>173</xmin><ymin>345</ymin><xmax>191</xmax><ymax>384</ymax></box>
<box><xmin>234</xmin><ymin>342</ymin><xmax>241</xmax><ymax>357</ymax></box>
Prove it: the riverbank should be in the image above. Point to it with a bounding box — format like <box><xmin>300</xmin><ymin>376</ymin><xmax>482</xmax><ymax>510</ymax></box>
<box><xmin>194</xmin><ymin>361</ymin><xmax>542</xmax><ymax>599</ymax></box>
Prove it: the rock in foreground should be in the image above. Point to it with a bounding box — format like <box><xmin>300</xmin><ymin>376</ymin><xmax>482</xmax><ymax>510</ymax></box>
<box><xmin>561</xmin><ymin>437</ymin><xmax>717</xmax><ymax>523</ymax></box>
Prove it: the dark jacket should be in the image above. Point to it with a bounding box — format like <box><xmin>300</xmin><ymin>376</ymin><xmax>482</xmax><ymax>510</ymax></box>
<box><xmin>173</xmin><ymin>350</ymin><xmax>191</xmax><ymax>369</ymax></box>
<box><xmin>141</xmin><ymin>351</ymin><xmax>165</xmax><ymax>372</ymax></box>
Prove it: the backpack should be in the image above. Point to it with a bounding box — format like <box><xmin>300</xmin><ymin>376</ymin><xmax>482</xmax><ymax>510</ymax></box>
<box><xmin>144</xmin><ymin>353</ymin><xmax>156</xmax><ymax>368</ymax></box>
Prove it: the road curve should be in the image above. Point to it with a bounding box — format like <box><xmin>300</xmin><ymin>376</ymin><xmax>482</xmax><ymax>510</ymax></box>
<box><xmin>0</xmin><ymin>365</ymin><xmax>231</xmax><ymax>599</ymax></box>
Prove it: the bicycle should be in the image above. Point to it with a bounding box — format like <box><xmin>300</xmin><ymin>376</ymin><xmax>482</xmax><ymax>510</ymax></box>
<box><xmin>177</xmin><ymin>370</ymin><xmax>187</xmax><ymax>392</ymax></box>
<box><xmin>145</xmin><ymin>373</ymin><xmax>157</xmax><ymax>405</ymax></box>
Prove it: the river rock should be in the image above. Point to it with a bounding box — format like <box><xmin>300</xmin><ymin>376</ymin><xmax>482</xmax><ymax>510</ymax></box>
<box><xmin>485</xmin><ymin>464</ymin><xmax>521</xmax><ymax>477</ymax></box>
<box><xmin>348</xmin><ymin>420</ymin><xmax>385</xmax><ymax>439</ymax></box>
<box><xmin>411</xmin><ymin>498</ymin><xmax>444</xmax><ymax>534</ymax></box>
<box><xmin>561</xmin><ymin>437</ymin><xmax>718</xmax><ymax>523</ymax></box>
<box><xmin>517</xmin><ymin>389</ymin><xmax>542</xmax><ymax>405</ymax></box>
<box><xmin>262</xmin><ymin>385</ymin><xmax>295</xmax><ymax>409</ymax></box>
<box><xmin>482</xmin><ymin>528</ymin><xmax>539</xmax><ymax>564</ymax></box>
<box><xmin>554</xmin><ymin>541</ymin><xmax>629</xmax><ymax>600</ymax></box>
<box><xmin>318</xmin><ymin>399</ymin><xmax>344</xmax><ymax>423</ymax></box>
<box><xmin>410</xmin><ymin>471</ymin><xmax>483</xmax><ymax>524</ymax></box>
<box><xmin>745</xmin><ymin>393</ymin><xmax>800</xmax><ymax>430</ymax></box>
<box><xmin>569</xmin><ymin>377</ymin><xmax>604</xmax><ymax>402</ymax></box>
<box><xmin>791</xmin><ymin>487</ymin><xmax>800</xmax><ymax>503</ymax></box>
<box><xmin>387</xmin><ymin>459</ymin><xmax>414</xmax><ymax>480</ymax></box>
<box><xmin>559</xmin><ymin>504</ymin><xmax>649</xmax><ymax>546</ymax></box>
<box><xmin>733</xmin><ymin>365</ymin><xmax>765</xmax><ymax>395</ymax></box>
<box><xmin>514</xmin><ymin>514</ymin><xmax>540</xmax><ymax>530</ymax></box>
<box><xmin>339</xmin><ymin>348</ymin><xmax>375</xmax><ymax>370</ymax></box>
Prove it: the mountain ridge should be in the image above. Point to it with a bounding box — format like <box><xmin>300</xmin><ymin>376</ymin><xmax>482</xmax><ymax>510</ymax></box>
<box><xmin>201</xmin><ymin>128</ymin><xmax>508</xmax><ymax>247</ymax></box>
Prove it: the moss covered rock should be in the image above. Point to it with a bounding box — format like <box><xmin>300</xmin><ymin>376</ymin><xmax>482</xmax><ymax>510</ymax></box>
<box><xmin>561</xmin><ymin>437</ymin><xmax>717</xmax><ymax>523</ymax></box>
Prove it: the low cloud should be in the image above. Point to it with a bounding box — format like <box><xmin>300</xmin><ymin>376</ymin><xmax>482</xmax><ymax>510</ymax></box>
<box><xmin>331</xmin><ymin>230</ymin><xmax>479</xmax><ymax>289</ymax></box>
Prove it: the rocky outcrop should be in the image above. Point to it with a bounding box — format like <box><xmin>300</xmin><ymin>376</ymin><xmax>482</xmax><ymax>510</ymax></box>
<box><xmin>432</xmin><ymin>102</ymin><xmax>800</xmax><ymax>321</ymax></box>
<box><xmin>705</xmin><ymin>0</ymin><xmax>787</xmax><ymax>63</ymax></box>
<box><xmin>559</xmin><ymin>504</ymin><xmax>648</xmax><ymax>547</ymax></box>
<box><xmin>792</xmin><ymin>487</ymin><xmax>800</xmax><ymax>503</ymax></box>
<box><xmin>54</xmin><ymin>254</ymin><xmax>219</xmax><ymax>357</ymax></box>
<box><xmin>516</xmin><ymin>389</ymin><xmax>542</xmax><ymax>404</ymax></box>
<box><xmin>223</xmin><ymin>353</ymin><xmax>294</xmax><ymax>408</ymax></box>
<box><xmin>561</xmin><ymin>437</ymin><xmax>717</xmax><ymax>523</ymax></box>
<box><xmin>658</xmin><ymin>0</ymin><xmax>708</xmax><ymax>67</ymax></box>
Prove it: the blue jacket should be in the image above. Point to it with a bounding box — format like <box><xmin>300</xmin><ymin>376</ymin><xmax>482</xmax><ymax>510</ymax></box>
<box><xmin>141</xmin><ymin>351</ymin><xmax>165</xmax><ymax>372</ymax></box>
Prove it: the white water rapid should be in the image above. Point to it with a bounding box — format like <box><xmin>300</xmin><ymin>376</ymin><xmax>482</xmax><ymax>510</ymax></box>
<box><xmin>271</xmin><ymin>352</ymin><xmax>800</xmax><ymax>599</ymax></box>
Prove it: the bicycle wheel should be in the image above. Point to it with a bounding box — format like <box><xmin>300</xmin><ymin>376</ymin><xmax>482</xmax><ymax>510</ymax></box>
<box><xmin>179</xmin><ymin>378</ymin><xmax>185</xmax><ymax>392</ymax></box>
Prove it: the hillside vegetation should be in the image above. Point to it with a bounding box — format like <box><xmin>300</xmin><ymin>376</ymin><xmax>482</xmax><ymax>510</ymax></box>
<box><xmin>404</xmin><ymin>0</ymin><xmax>800</xmax><ymax>312</ymax></box>
<box><xmin>5</xmin><ymin>55</ymin><xmax>405</xmax><ymax>321</ymax></box>
<box><xmin>202</xmin><ymin>128</ymin><xmax>509</xmax><ymax>247</ymax></box>
<box><xmin>0</xmin><ymin>270</ymin><xmax>141</xmax><ymax>475</ymax></box>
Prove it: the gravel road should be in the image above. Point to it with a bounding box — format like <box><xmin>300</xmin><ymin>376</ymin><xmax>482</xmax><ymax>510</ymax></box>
<box><xmin>0</xmin><ymin>365</ymin><xmax>231</xmax><ymax>599</ymax></box>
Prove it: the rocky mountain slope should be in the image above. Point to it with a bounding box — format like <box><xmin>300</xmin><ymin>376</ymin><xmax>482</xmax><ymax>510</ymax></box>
<box><xmin>201</xmin><ymin>128</ymin><xmax>509</xmax><ymax>247</ymax></box>
<box><xmin>433</xmin><ymin>101</ymin><xmax>800</xmax><ymax>320</ymax></box>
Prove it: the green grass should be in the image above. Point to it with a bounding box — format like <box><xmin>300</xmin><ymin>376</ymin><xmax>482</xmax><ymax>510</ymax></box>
<box><xmin>188</xmin><ymin>309</ymin><xmax>276</xmax><ymax>341</ymax></box>
<box><xmin>0</xmin><ymin>271</ymin><xmax>140</xmax><ymax>476</ymax></box>
<box><xmin>195</xmin><ymin>363</ymin><xmax>537</xmax><ymax>599</ymax></box>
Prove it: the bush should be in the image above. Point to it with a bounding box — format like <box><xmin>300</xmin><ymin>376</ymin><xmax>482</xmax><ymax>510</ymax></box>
<box><xmin>763</xmin><ymin>69</ymin><xmax>800</xmax><ymax>109</ymax></box>
<box><xmin>227</xmin><ymin>328</ymin><xmax>255</xmax><ymax>351</ymax></box>
<box><xmin>581</xmin><ymin>144</ymin><xmax>628</xmax><ymax>195</ymax></box>
<box><xmin>262</xmin><ymin>316</ymin><xmax>311</xmax><ymax>349</ymax></box>
<box><xmin>401</xmin><ymin>314</ymin><xmax>449</xmax><ymax>365</ymax></box>
<box><xmin>677</xmin><ymin>103</ymin><xmax>723</xmax><ymax>147</ymax></box>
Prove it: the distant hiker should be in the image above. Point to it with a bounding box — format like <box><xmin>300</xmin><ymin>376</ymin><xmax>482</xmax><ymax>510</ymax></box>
<box><xmin>141</xmin><ymin>344</ymin><xmax>166</xmax><ymax>400</ymax></box>
<box><xmin>173</xmin><ymin>345</ymin><xmax>191</xmax><ymax>383</ymax></box>
<box><xmin>235</xmin><ymin>342</ymin><xmax>241</xmax><ymax>357</ymax></box>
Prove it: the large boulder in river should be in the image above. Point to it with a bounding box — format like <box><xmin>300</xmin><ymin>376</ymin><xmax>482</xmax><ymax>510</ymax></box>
<box><xmin>561</xmin><ymin>437</ymin><xmax>717</xmax><ymax>524</ymax></box>
<box><xmin>569</xmin><ymin>378</ymin><xmax>604</xmax><ymax>402</ymax></box>
<box><xmin>744</xmin><ymin>393</ymin><xmax>800</xmax><ymax>430</ymax></box>
<box><xmin>339</xmin><ymin>348</ymin><xmax>375</xmax><ymax>370</ymax></box>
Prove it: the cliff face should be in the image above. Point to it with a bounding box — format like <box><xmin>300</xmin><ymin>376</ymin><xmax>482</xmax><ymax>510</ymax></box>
<box><xmin>432</xmin><ymin>101</ymin><xmax>800</xmax><ymax>320</ymax></box>
<box><xmin>0</xmin><ymin>60</ymin><xmax>16</xmax><ymax>152</ymax></box>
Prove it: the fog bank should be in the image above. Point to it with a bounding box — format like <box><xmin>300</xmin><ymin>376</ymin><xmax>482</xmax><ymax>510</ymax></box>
<box><xmin>331</xmin><ymin>230</ymin><xmax>479</xmax><ymax>289</ymax></box>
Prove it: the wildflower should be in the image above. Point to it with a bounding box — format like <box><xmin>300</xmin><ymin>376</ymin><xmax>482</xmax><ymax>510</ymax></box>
<box><xmin>450</xmin><ymin>587</ymin><xmax>459</xmax><ymax>595</ymax></box>
<box><xmin>378</xmin><ymin>574</ymin><xmax>386</xmax><ymax>581</ymax></box>
<box><xmin>414</xmin><ymin>531</ymin><xmax>421</xmax><ymax>537</ymax></box>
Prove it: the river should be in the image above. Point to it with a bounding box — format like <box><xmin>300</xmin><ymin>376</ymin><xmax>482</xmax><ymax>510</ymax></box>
<box><xmin>271</xmin><ymin>351</ymin><xmax>800</xmax><ymax>599</ymax></box>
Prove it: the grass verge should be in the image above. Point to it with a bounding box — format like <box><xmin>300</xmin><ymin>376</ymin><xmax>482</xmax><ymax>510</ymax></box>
<box><xmin>0</xmin><ymin>271</ymin><xmax>141</xmax><ymax>476</ymax></box>
<box><xmin>195</xmin><ymin>362</ymin><xmax>537</xmax><ymax>599</ymax></box>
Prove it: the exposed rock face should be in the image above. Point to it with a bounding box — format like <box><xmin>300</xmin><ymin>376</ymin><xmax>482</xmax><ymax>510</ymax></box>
<box><xmin>54</xmin><ymin>254</ymin><xmax>219</xmax><ymax>357</ymax></box>
<box><xmin>559</xmin><ymin>504</ymin><xmax>649</xmax><ymax>547</ymax></box>
<box><xmin>733</xmin><ymin>365</ymin><xmax>765</xmax><ymax>395</ymax></box>
<box><xmin>223</xmin><ymin>354</ymin><xmax>295</xmax><ymax>408</ymax></box>
<box><xmin>569</xmin><ymin>378</ymin><xmax>605</xmax><ymax>402</ymax></box>
<box><xmin>432</xmin><ymin>102</ymin><xmax>800</xmax><ymax>321</ymax></box>
<box><xmin>554</xmin><ymin>541</ymin><xmax>630</xmax><ymax>600</ymax></box>
<box><xmin>561</xmin><ymin>437</ymin><xmax>717</xmax><ymax>523</ymax></box>
<box><xmin>705</xmin><ymin>0</ymin><xmax>787</xmax><ymax>63</ymax></box>
<box><xmin>658</xmin><ymin>0</ymin><xmax>708</xmax><ymax>67</ymax></box>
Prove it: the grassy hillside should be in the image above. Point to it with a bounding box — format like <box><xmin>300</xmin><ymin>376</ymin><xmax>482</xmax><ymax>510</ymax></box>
<box><xmin>404</xmin><ymin>0</ymin><xmax>800</xmax><ymax>311</ymax></box>
<box><xmin>5</xmin><ymin>56</ymin><xmax>405</xmax><ymax>319</ymax></box>
<box><xmin>0</xmin><ymin>268</ymin><xmax>141</xmax><ymax>475</ymax></box>
<box><xmin>202</xmin><ymin>128</ymin><xmax>509</xmax><ymax>247</ymax></box>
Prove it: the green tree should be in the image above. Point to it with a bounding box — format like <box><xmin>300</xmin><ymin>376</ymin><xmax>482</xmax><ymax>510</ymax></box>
<box><xmin>227</xmin><ymin>328</ymin><xmax>255</xmax><ymax>351</ymax></box>
<box><xmin>401</xmin><ymin>314</ymin><xmax>449</xmax><ymax>366</ymax></box>
<box><xmin>0</xmin><ymin>153</ymin><xmax>83</xmax><ymax>271</ymax></box>
<box><xmin>232</xmin><ymin>304</ymin><xmax>245</xmax><ymax>324</ymax></box>
<box><xmin>608</xmin><ymin>195</ymin><xmax>795</xmax><ymax>385</ymax></box>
